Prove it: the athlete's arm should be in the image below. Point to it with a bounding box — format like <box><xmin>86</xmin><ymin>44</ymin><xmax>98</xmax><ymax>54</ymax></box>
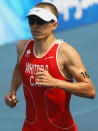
<box><xmin>5</xmin><ymin>40</ymin><xmax>28</xmax><ymax>108</ymax></box>
<box><xmin>55</xmin><ymin>43</ymin><xmax>96</xmax><ymax>99</ymax></box>
<box><xmin>5</xmin><ymin>62</ymin><xmax>22</xmax><ymax>108</ymax></box>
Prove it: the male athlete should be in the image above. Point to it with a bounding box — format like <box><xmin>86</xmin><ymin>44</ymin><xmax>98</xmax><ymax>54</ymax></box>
<box><xmin>5</xmin><ymin>2</ymin><xmax>95</xmax><ymax>131</ymax></box>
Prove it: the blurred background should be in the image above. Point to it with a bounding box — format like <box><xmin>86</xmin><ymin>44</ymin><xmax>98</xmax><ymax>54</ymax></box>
<box><xmin>0</xmin><ymin>0</ymin><xmax>98</xmax><ymax>131</ymax></box>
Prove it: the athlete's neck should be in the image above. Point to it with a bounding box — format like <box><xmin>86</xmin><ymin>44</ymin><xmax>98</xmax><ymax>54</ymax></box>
<box><xmin>34</xmin><ymin>34</ymin><xmax>57</xmax><ymax>56</ymax></box>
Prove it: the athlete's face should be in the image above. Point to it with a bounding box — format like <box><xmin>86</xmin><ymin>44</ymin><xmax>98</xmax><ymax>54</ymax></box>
<box><xmin>28</xmin><ymin>16</ymin><xmax>57</xmax><ymax>40</ymax></box>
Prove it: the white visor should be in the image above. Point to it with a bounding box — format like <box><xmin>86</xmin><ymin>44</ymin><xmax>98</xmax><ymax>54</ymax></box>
<box><xmin>27</xmin><ymin>7</ymin><xmax>57</xmax><ymax>22</ymax></box>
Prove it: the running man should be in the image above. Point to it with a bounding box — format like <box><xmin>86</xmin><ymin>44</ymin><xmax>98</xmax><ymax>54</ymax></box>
<box><xmin>5</xmin><ymin>2</ymin><xmax>95</xmax><ymax>131</ymax></box>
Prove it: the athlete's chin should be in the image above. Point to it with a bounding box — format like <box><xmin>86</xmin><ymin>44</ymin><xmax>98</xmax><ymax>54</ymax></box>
<box><xmin>33</xmin><ymin>35</ymin><xmax>46</xmax><ymax>40</ymax></box>
<box><xmin>33</xmin><ymin>36</ymin><xmax>43</xmax><ymax>40</ymax></box>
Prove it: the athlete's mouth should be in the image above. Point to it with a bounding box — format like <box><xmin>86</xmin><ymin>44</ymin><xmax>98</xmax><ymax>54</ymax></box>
<box><xmin>32</xmin><ymin>31</ymin><xmax>40</xmax><ymax>34</ymax></box>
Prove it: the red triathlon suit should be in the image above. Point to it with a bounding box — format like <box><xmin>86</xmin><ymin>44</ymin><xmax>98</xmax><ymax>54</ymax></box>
<box><xmin>19</xmin><ymin>39</ymin><xmax>78</xmax><ymax>131</ymax></box>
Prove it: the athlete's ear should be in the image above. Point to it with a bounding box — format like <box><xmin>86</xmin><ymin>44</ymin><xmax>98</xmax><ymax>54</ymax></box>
<box><xmin>50</xmin><ymin>22</ymin><xmax>58</xmax><ymax>31</ymax></box>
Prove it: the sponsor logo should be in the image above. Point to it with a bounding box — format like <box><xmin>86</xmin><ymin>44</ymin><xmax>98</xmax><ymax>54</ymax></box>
<box><xmin>25</xmin><ymin>49</ymin><xmax>31</xmax><ymax>57</ymax></box>
<box><xmin>27</xmin><ymin>49</ymin><xmax>31</xmax><ymax>55</ymax></box>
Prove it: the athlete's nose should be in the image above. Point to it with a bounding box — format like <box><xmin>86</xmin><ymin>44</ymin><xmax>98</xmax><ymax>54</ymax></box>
<box><xmin>31</xmin><ymin>22</ymin><xmax>38</xmax><ymax>27</ymax></box>
<box><xmin>30</xmin><ymin>23</ymin><xmax>39</xmax><ymax>31</ymax></box>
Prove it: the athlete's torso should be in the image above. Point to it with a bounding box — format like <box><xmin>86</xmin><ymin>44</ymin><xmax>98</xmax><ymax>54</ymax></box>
<box><xmin>19</xmin><ymin>40</ymin><xmax>77</xmax><ymax>131</ymax></box>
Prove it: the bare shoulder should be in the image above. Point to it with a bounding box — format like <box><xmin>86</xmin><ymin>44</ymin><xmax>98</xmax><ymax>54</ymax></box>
<box><xmin>59</xmin><ymin>41</ymin><xmax>78</xmax><ymax>54</ymax></box>
<box><xmin>16</xmin><ymin>40</ymin><xmax>30</xmax><ymax>54</ymax></box>
<box><xmin>58</xmin><ymin>41</ymin><xmax>82</xmax><ymax>64</ymax></box>
<box><xmin>16</xmin><ymin>39</ymin><xmax>30</xmax><ymax>61</ymax></box>
<box><xmin>59</xmin><ymin>41</ymin><xmax>80</xmax><ymax>57</ymax></box>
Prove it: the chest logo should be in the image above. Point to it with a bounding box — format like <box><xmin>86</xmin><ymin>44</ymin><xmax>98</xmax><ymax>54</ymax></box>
<box><xmin>27</xmin><ymin>49</ymin><xmax>31</xmax><ymax>55</ymax></box>
<box><xmin>25</xmin><ymin>49</ymin><xmax>31</xmax><ymax>57</ymax></box>
<box><xmin>44</xmin><ymin>56</ymin><xmax>54</xmax><ymax>60</ymax></box>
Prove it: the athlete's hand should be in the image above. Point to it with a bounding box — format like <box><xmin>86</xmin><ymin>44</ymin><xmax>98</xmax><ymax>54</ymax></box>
<box><xmin>5</xmin><ymin>92</ymin><xmax>19</xmax><ymax>108</ymax></box>
<box><xmin>35</xmin><ymin>68</ymin><xmax>57</xmax><ymax>87</ymax></box>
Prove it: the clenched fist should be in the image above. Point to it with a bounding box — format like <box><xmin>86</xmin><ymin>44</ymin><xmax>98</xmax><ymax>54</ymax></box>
<box><xmin>5</xmin><ymin>91</ymin><xmax>19</xmax><ymax>108</ymax></box>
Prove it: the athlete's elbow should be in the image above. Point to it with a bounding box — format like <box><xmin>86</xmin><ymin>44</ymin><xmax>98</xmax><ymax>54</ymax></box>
<box><xmin>89</xmin><ymin>89</ymin><xmax>96</xmax><ymax>99</ymax></box>
<box><xmin>88</xmin><ymin>85</ymin><xmax>96</xmax><ymax>99</ymax></box>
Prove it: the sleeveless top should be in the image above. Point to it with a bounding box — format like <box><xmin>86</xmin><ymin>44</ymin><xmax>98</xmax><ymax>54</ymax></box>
<box><xmin>19</xmin><ymin>39</ymin><xmax>76</xmax><ymax>130</ymax></box>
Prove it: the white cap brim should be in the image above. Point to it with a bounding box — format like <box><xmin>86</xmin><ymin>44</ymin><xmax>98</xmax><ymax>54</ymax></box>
<box><xmin>27</xmin><ymin>7</ymin><xmax>57</xmax><ymax>22</ymax></box>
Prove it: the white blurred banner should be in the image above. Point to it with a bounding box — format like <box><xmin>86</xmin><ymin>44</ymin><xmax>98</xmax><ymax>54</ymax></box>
<box><xmin>0</xmin><ymin>0</ymin><xmax>98</xmax><ymax>46</ymax></box>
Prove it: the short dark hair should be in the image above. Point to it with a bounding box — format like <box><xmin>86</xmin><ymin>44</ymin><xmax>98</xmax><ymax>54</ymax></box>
<box><xmin>35</xmin><ymin>2</ymin><xmax>58</xmax><ymax>19</ymax></box>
